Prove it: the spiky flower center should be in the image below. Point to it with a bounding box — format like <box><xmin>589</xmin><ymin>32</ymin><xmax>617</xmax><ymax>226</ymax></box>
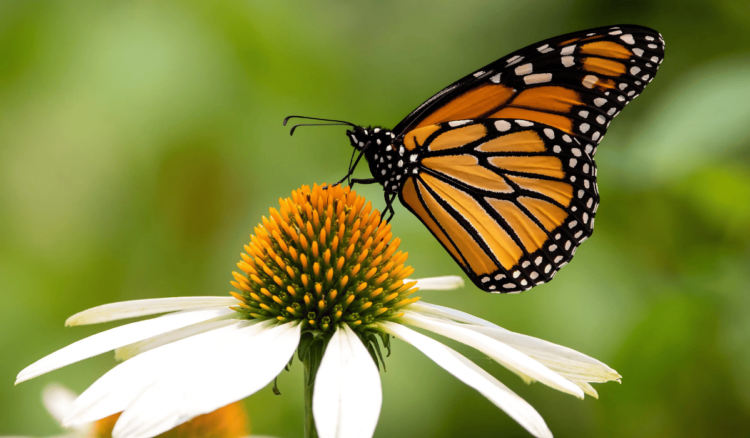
<box><xmin>230</xmin><ymin>184</ymin><xmax>420</xmax><ymax>334</ymax></box>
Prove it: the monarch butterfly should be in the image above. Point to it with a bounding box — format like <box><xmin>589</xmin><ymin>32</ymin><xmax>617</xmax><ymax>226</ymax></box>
<box><xmin>285</xmin><ymin>24</ymin><xmax>664</xmax><ymax>293</ymax></box>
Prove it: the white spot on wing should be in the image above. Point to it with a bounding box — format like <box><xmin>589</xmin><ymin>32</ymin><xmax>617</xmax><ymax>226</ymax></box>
<box><xmin>561</xmin><ymin>45</ymin><xmax>576</xmax><ymax>55</ymax></box>
<box><xmin>515</xmin><ymin>63</ymin><xmax>533</xmax><ymax>76</ymax></box>
<box><xmin>561</xmin><ymin>56</ymin><xmax>575</xmax><ymax>67</ymax></box>
<box><xmin>583</xmin><ymin>75</ymin><xmax>598</xmax><ymax>88</ymax></box>
<box><xmin>537</xmin><ymin>44</ymin><xmax>553</xmax><ymax>53</ymax></box>
<box><xmin>494</xmin><ymin>120</ymin><xmax>511</xmax><ymax>132</ymax></box>
<box><xmin>507</xmin><ymin>55</ymin><xmax>524</xmax><ymax>66</ymax></box>
<box><xmin>489</xmin><ymin>73</ymin><xmax>502</xmax><ymax>83</ymax></box>
<box><xmin>448</xmin><ymin>120</ymin><xmax>472</xmax><ymax>127</ymax></box>
<box><xmin>620</xmin><ymin>34</ymin><xmax>635</xmax><ymax>45</ymax></box>
<box><xmin>523</xmin><ymin>73</ymin><xmax>552</xmax><ymax>85</ymax></box>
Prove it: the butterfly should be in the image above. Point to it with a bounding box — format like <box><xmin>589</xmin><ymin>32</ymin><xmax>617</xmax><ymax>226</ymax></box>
<box><xmin>285</xmin><ymin>24</ymin><xmax>665</xmax><ymax>293</ymax></box>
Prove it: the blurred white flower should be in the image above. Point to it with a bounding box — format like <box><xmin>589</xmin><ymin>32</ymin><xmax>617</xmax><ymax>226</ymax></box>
<box><xmin>2</xmin><ymin>384</ymin><xmax>256</xmax><ymax>438</ymax></box>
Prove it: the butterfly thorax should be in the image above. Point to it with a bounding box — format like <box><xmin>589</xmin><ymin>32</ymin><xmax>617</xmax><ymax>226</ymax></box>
<box><xmin>347</xmin><ymin>126</ymin><xmax>415</xmax><ymax>193</ymax></box>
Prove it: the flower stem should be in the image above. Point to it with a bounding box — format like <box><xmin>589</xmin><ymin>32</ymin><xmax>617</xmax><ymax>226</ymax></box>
<box><xmin>303</xmin><ymin>352</ymin><xmax>319</xmax><ymax>438</ymax></box>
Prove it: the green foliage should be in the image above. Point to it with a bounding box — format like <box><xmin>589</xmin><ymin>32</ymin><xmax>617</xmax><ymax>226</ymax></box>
<box><xmin>1</xmin><ymin>1</ymin><xmax>749</xmax><ymax>437</ymax></box>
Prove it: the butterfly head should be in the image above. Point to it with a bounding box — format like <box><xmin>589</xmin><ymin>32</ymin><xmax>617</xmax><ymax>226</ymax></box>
<box><xmin>346</xmin><ymin>126</ymin><xmax>395</xmax><ymax>151</ymax></box>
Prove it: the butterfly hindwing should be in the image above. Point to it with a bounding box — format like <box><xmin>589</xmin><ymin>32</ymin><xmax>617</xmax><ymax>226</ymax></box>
<box><xmin>394</xmin><ymin>24</ymin><xmax>665</xmax><ymax>156</ymax></box>
<box><xmin>398</xmin><ymin>119</ymin><xmax>598</xmax><ymax>293</ymax></box>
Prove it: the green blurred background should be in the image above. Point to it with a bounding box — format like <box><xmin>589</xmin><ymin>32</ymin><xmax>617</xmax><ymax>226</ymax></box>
<box><xmin>2</xmin><ymin>0</ymin><xmax>749</xmax><ymax>437</ymax></box>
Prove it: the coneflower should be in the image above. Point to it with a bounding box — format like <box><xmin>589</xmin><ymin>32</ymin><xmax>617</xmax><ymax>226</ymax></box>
<box><xmin>17</xmin><ymin>184</ymin><xmax>620</xmax><ymax>438</ymax></box>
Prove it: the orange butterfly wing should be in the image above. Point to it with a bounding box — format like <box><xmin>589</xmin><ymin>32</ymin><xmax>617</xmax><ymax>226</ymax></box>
<box><xmin>392</xmin><ymin>24</ymin><xmax>663</xmax><ymax>292</ymax></box>
<box><xmin>395</xmin><ymin>25</ymin><xmax>665</xmax><ymax>154</ymax></box>
<box><xmin>399</xmin><ymin>119</ymin><xmax>597</xmax><ymax>292</ymax></box>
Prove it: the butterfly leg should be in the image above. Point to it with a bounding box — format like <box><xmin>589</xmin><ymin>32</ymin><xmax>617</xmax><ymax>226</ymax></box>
<box><xmin>350</xmin><ymin>178</ymin><xmax>377</xmax><ymax>188</ymax></box>
<box><xmin>324</xmin><ymin>145</ymin><xmax>370</xmax><ymax>189</ymax></box>
<box><xmin>383</xmin><ymin>192</ymin><xmax>397</xmax><ymax>223</ymax></box>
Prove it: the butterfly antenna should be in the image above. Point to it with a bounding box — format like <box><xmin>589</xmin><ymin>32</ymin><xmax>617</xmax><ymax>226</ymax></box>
<box><xmin>288</xmin><ymin>122</ymin><xmax>352</xmax><ymax>136</ymax></box>
<box><xmin>283</xmin><ymin>115</ymin><xmax>357</xmax><ymax>127</ymax></box>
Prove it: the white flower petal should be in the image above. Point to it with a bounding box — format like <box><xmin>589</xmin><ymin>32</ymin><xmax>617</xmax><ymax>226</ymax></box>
<box><xmin>466</xmin><ymin>325</ymin><xmax>620</xmax><ymax>383</ymax></box>
<box><xmin>405</xmin><ymin>276</ymin><xmax>465</xmax><ymax>291</ymax></box>
<box><xmin>572</xmin><ymin>380</ymin><xmax>599</xmax><ymax>399</ymax></box>
<box><xmin>111</xmin><ymin>385</ymin><xmax>185</xmax><ymax>438</ymax></box>
<box><xmin>65</xmin><ymin>297</ymin><xmax>239</xmax><ymax>326</ymax></box>
<box><xmin>17</xmin><ymin>308</ymin><xmax>235</xmax><ymax>385</ymax></box>
<box><xmin>63</xmin><ymin>321</ymin><xmax>261</xmax><ymax>426</ymax></box>
<box><xmin>402</xmin><ymin>311</ymin><xmax>583</xmax><ymax>398</ymax></box>
<box><xmin>411</xmin><ymin>302</ymin><xmax>620</xmax><ymax>384</ymax></box>
<box><xmin>379</xmin><ymin>322</ymin><xmax>552</xmax><ymax>438</ymax></box>
<box><xmin>409</xmin><ymin>302</ymin><xmax>497</xmax><ymax>327</ymax></box>
<box><xmin>313</xmin><ymin>324</ymin><xmax>382</xmax><ymax>438</ymax></box>
<box><xmin>111</xmin><ymin>322</ymin><xmax>301</xmax><ymax>438</ymax></box>
<box><xmin>114</xmin><ymin>315</ymin><xmax>239</xmax><ymax>361</ymax></box>
<box><xmin>42</xmin><ymin>384</ymin><xmax>79</xmax><ymax>426</ymax></box>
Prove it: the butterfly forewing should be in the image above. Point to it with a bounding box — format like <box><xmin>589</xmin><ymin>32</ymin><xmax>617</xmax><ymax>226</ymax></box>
<box><xmin>398</xmin><ymin>119</ymin><xmax>598</xmax><ymax>292</ymax></box>
<box><xmin>394</xmin><ymin>25</ymin><xmax>665</xmax><ymax>156</ymax></box>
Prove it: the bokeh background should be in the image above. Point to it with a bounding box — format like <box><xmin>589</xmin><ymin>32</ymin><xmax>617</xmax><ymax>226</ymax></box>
<box><xmin>2</xmin><ymin>1</ymin><xmax>749</xmax><ymax>437</ymax></box>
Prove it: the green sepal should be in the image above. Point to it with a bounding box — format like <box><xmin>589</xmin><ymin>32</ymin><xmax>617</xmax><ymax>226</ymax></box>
<box><xmin>298</xmin><ymin>330</ymin><xmax>330</xmax><ymax>386</ymax></box>
<box><xmin>357</xmin><ymin>330</ymin><xmax>390</xmax><ymax>372</ymax></box>
<box><xmin>272</xmin><ymin>376</ymin><xmax>282</xmax><ymax>395</ymax></box>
